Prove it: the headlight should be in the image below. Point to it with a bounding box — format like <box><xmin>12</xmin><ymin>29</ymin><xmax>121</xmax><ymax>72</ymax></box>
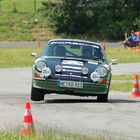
<box><xmin>81</xmin><ymin>67</ymin><xmax>89</xmax><ymax>75</ymax></box>
<box><xmin>55</xmin><ymin>65</ymin><xmax>62</xmax><ymax>73</ymax></box>
<box><xmin>95</xmin><ymin>66</ymin><xmax>108</xmax><ymax>77</ymax></box>
<box><xmin>42</xmin><ymin>67</ymin><xmax>51</xmax><ymax>77</ymax></box>
<box><xmin>35</xmin><ymin>60</ymin><xmax>46</xmax><ymax>72</ymax></box>
<box><xmin>90</xmin><ymin>72</ymin><xmax>100</xmax><ymax>82</ymax></box>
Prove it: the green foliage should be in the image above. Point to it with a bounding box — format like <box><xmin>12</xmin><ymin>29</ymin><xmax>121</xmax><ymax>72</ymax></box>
<box><xmin>41</xmin><ymin>0</ymin><xmax>140</xmax><ymax>40</ymax></box>
<box><xmin>41</xmin><ymin>0</ymin><xmax>96</xmax><ymax>34</ymax></box>
<box><xmin>134</xmin><ymin>18</ymin><xmax>140</xmax><ymax>29</ymax></box>
<box><xmin>96</xmin><ymin>0</ymin><xmax>140</xmax><ymax>39</ymax></box>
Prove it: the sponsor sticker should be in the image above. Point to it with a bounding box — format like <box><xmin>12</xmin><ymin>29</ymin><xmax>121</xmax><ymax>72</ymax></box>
<box><xmin>88</xmin><ymin>61</ymin><xmax>98</xmax><ymax>65</ymax></box>
<box><xmin>62</xmin><ymin>60</ymin><xmax>83</xmax><ymax>66</ymax></box>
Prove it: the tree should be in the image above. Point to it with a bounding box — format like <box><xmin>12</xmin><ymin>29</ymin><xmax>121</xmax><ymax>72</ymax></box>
<box><xmin>41</xmin><ymin>0</ymin><xmax>140</xmax><ymax>40</ymax></box>
<box><xmin>42</xmin><ymin>0</ymin><xmax>96</xmax><ymax>34</ymax></box>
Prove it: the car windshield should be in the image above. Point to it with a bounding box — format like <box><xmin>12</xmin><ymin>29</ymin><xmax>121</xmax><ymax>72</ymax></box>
<box><xmin>42</xmin><ymin>41</ymin><xmax>105</xmax><ymax>61</ymax></box>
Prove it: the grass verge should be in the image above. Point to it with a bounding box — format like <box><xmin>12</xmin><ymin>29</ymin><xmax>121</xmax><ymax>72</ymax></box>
<box><xmin>110</xmin><ymin>82</ymin><xmax>132</xmax><ymax>92</ymax></box>
<box><xmin>110</xmin><ymin>74</ymin><xmax>136</xmax><ymax>92</ymax></box>
<box><xmin>0</xmin><ymin>46</ymin><xmax>41</xmax><ymax>68</ymax></box>
<box><xmin>106</xmin><ymin>47</ymin><xmax>140</xmax><ymax>63</ymax></box>
<box><xmin>0</xmin><ymin>129</ymin><xmax>115</xmax><ymax>140</ymax></box>
<box><xmin>112</xmin><ymin>74</ymin><xmax>134</xmax><ymax>80</ymax></box>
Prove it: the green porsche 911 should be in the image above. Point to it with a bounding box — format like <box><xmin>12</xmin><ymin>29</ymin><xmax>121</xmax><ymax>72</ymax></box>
<box><xmin>31</xmin><ymin>39</ymin><xmax>117</xmax><ymax>102</ymax></box>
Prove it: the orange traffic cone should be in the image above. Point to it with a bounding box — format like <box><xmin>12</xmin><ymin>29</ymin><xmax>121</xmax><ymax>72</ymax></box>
<box><xmin>21</xmin><ymin>102</ymin><xmax>35</xmax><ymax>136</ymax></box>
<box><xmin>131</xmin><ymin>74</ymin><xmax>140</xmax><ymax>97</ymax></box>
<box><xmin>102</xmin><ymin>39</ymin><xmax>106</xmax><ymax>50</ymax></box>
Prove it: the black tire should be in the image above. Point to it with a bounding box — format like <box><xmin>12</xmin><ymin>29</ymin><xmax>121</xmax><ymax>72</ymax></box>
<box><xmin>97</xmin><ymin>93</ymin><xmax>108</xmax><ymax>102</ymax></box>
<box><xmin>31</xmin><ymin>86</ymin><xmax>44</xmax><ymax>101</ymax></box>
<box><xmin>97</xmin><ymin>77</ymin><xmax>111</xmax><ymax>102</ymax></box>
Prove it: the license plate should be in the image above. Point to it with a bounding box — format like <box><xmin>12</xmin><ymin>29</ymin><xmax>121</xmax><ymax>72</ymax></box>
<box><xmin>58</xmin><ymin>80</ymin><xmax>83</xmax><ymax>88</ymax></box>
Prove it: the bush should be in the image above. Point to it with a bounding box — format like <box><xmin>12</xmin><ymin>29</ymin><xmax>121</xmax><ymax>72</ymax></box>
<box><xmin>41</xmin><ymin>0</ymin><xmax>96</xmax><ymax>35</ymax></box>
<box><xmin>41</xmin><ymin>0</ymin><xmax>140</xmax><ymax>40</ymax></box>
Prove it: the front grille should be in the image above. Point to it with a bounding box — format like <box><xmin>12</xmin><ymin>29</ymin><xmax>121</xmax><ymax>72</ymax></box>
<box><xmin>62</xmin><ymin>64</ymin><xmax>82</xmax><ymax>76</ymax></box>
<box><xmin>54</xmin><ymin>64</ymin><xmax>90</xmax><ymax>81</ymax></box>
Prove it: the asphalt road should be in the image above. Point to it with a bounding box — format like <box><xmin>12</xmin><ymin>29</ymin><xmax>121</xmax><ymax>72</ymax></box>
<box><xmin>0</xmin><ymin>65</ymin><xmax>140</xmax><ymax>140</ymax></box>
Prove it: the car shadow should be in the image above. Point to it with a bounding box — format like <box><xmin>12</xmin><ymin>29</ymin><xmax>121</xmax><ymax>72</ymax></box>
<box><xmin>108</xmin><ymin>99</ymin><xmax>140</xmax><ymax>103</ymax></box>
<box><xmin>45</xmin><ymin>98</ymin><xmax>97</xmax><ymax>104</ymax></box>
<box><xmin>33</xmin><ymin>98</ymin><xmax>140</xmax><ymax>104</ymax></box>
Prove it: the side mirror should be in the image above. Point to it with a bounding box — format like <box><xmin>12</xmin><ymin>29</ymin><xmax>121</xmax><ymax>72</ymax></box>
<box><xmin>31</xmin><ymin>53</ymin><xmax>37</xmax><ymax>59</ymax></box>
<box><xmin>109</xmin><ymin>59</ymin><xmax>118</xmax><ymax>66</ymax></box>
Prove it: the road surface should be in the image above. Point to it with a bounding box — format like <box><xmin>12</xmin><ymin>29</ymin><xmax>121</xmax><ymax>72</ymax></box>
<box><xmin>0</xmin><ymin>65</ymin><xmax>140</xmax><ymax>140</ymax></box>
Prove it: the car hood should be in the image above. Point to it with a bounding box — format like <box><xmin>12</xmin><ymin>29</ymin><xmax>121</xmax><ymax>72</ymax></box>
<box><xmin>43</xmin><ymin>57</ymin><xmax>107</xmax><ymax>81</ymax></box>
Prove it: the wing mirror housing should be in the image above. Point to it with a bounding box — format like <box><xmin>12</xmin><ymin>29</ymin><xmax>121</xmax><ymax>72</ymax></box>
<box><xmin>109</xmin><ymin>59</ymin><xmax>118</xmax><ymax>66</ymax></box>
<box><xmin>31</xmin><ymin>53</ymin><xmax>38</xmax><ymax>59</ymax></box>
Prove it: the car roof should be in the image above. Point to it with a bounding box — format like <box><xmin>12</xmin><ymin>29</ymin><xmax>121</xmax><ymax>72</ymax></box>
<box><xmin>48</xmin><ymin>39</ymin><xmax>101</xmax><ymax>47</ymax></box>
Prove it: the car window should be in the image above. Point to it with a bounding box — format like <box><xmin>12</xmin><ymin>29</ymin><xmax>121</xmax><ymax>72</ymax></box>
<box><xmin>43</xmin><ymin>41</ymin><xmax>104</xmax><ymax>61</ymax></box>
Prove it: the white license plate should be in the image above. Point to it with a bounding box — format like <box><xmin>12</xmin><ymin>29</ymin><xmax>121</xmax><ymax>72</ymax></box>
<box><xmin>58</xmin><ymin>80</ymin><xmax>83</xmax><ymax>88</ymax></box>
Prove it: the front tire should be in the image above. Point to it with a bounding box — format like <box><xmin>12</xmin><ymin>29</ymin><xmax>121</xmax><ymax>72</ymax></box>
<box><xmin>97</xmin><ymin>93</ymin><xmax>108</xmax><ymax>102</ymax></box>
<box><xmin>31</xmin><ymin>86</ymin><xmax>44</xmax><ymax>101</ymax></box>
<box><xmin>97</xmin><ymin>77</ymin><xmax>111</xmax><ymax>102</ymax></box>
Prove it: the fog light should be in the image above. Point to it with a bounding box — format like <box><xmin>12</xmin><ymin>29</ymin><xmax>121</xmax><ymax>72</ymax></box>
<box><xmin>55</xmin><ymin>65</ymin><xmax>62</xmax><ymax>73</ymax></box>
<box><xmin>90</xmin><ymin>72</ymin><xmax>100</xmax><ymax>82</ymax></box>
<box><xmin>42</xmin><ymin>67</ymin><xmax>51</xmax><ymax>77</ymax></box>
<box><xmin>81</xmin><ymin>67</ymin><xmax>89</xmax><ymax>75</ymax></box>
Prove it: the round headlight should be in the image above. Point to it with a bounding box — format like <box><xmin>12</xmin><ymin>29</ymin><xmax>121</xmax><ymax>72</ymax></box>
<box><xmin>95</xmin><ymin>66</ymin><xmax>108</xmax><ymax>77</ymax></box>
<box><xmin>55</xmin><ymin>65</ymin><xmax>62</xmax><ymax>73</ymax></box>
<box><xmin>42</xmin><ymin>67</ymin><xmax>51</xmax><ymax>77</ymax></box>
<box><xmin>90</xmin><ymin>72</ymin><xmax>100</xmax><ymax>82</ymax></box>
<box><xmin>35</xmin><ymin>60</ymin><xmax>46</xmax><ymax>72</ymax></box>
<box><xmin>81</xmin><ymin>67</ymin><xmax>89</xmax><ymax>75</ymax></box>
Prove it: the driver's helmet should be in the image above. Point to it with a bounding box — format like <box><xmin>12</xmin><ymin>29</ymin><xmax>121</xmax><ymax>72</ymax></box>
<box><xmin>54</xmin><ymin>45</ymin><xmax>66</xmax><ymax>57</ymax></box>
<box><xmin>82</xmin><ymin>48</ymin><xmax>92</xmax><ymax>59</ymax></box>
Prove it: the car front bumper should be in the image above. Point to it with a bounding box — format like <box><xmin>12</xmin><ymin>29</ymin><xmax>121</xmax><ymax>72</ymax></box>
<box><xmin>32</xmin><ymin>78</ymin><xmax>110</xmax><ymax>96</ymax></box>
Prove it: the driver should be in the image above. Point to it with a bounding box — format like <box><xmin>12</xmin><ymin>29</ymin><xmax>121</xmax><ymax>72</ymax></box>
<box><xmin>82</xmin><ymin>48</ymin><xmax>92</xmax><ymax>59</ymax></box>
<box><xmin>54</xmin><ymin>45</ymin><xmax>66</xmax><ymax>57</ymax></box>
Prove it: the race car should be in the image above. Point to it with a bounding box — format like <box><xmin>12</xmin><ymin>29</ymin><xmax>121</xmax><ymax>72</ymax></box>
<box><xmin>31</xmin><ymin>39</ymin><xmax>117</xmax><ymax>102</ymax></box>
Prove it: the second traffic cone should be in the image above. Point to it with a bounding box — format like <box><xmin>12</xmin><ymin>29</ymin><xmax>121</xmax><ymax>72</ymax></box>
<box><xmin>21</xmin><ymin>102</ymin><xmax>35</xmax><ymax>136</ymax></box>
<box><xmin>131</xmin><ymin>74</ymin><xmax>140</xmax><ymax>97</ymax></box>
<box><xmin>102</xmin><ymin>39</ymin><xmax>106</xmax><ymax>50</ymax></box>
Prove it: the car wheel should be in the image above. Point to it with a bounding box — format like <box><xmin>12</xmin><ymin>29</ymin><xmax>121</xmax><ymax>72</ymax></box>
<box><xmin>97</xmin><ymin>93</ymin><xmax>108</xmax><ymax>102</ymax></box>
<box><xmin>31</xmin><ymin>86</ymin><xmax>44</xmax><ymax>101</ymax></box>
<box><xmin>97</xmin><ymin>78</ymin><xmax>111</xmax><ymax>102</ymax></box>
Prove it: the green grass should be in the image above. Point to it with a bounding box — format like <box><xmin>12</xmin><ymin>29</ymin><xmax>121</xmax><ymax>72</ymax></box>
<box><xmin>111</xmin><ymin>74</ymin><xmax>135</xmax><ymax>92</ymax></box>
<box><xmin>0</xmin><ymin>11</ymin><xmax>56</xmax><ymax>41</ymax></box>
<box><xmin>1</xmin><ymin>0</ymin><xmax>46</xmax><ymax>12</ymax></box>
<box><xmin>0</xmin><ymin>129</ymin><xmax>114</xmax><ymax>140</ymax></box>
<box><xmin>0</xmin><ymin>0</ymin><xmax>97</xmax><ymax>42</ymax></box>
<box><xmin>0</xmin><ymin>46</ymin><xmax>42</xmax><ymax>68</ymax></box>
<box><xmin>112</xmin><ymin>74</ymin><xmax>134</xmax><ymax>80</ymax></box>
<box><xmin>0</xmin><ymin>0</ymin><xmax>57</xmax><ymax>41</ymax></box>
<box><xmin>106</xmin><ymin>47</ymin><xmax>140</xmax><ymax>63</ymax></box>
<box><xmin>110</xmin><ymin>82</ymin><xmax>132</xmax><ymax>92</ymax></box>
